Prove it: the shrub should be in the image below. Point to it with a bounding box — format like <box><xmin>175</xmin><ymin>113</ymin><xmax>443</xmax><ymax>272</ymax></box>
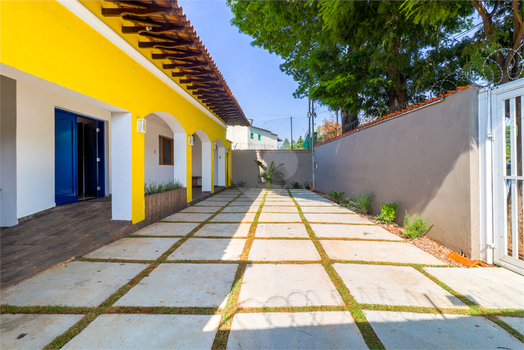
<box><xmin>254</xmin><ymin>160</ymin><xmax>284</xmax><ymax>189</ymax></box>
<box><xmin>375</xmin><ymin>202</ymin><xmax>398</xmax><ymax>224</ymax></box>
<box><xmin>303</xmin><ymin>181</ymin><xmax>310</xmax><ymax>189</ymax></box>
<box><xmin>351</xmin><ymin>190</ymin><xmax>375</xmax><ymax>213</ymax></box>
<box><xmin>329</xmin><ymin>190</ymin><xmax>345</xmax><ymax>202</ymax></box>
<box><xmin>145</xmin><ymin>180</ymin><xmax>183</xmax><ymax>195</ymax></box>
<box><xmin>403</xmin><ymin>211</ymin><xmax>433</xmax><ymax>239</ymax></box>
<box><xmin>291</xmin><ymin>180</ymin><xmax>302</xmax><ymax>189</ymax></box>
<box><xmin>235</xmin><ymin>180</ymin><xmax>247</xmax><ymax>188</ymax></box>
<box><xmin>340</xmin><ymin>198</ymin><xmax>355</xmax><ymax>208</ymax></box>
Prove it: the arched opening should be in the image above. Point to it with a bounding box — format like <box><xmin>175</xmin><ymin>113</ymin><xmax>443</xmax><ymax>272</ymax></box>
<box><xmin>192</xmin><ymin>130</ymin><xmax>211</xmax><ymax>193</ymax></box>
<box><xmin>144</xmin><ymin>112</ymin><xmax>187</xmax><ymax>189</ymax></box>
<box><xmin>214</xmin><ymin>139</ymin><xmax>226</xmax><ymax>187</ymax></box>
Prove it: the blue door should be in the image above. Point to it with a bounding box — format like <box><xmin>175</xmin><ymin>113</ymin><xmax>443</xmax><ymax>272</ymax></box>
<box><xmin>55</xmin><ymin>110</ymin><xmax>78</xmax><ymax>204</ymax></box>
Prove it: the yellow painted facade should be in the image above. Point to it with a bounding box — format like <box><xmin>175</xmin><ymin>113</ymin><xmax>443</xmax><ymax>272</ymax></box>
<box><xmin>0</xmin><ymin>1</ymin><xmax>232</xmax><ymax>223</ymax></box>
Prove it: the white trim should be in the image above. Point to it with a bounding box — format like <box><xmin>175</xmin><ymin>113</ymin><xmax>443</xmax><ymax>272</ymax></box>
<box><xmin>57</xmin><ymin>0</ymin><xmax>226</xmax><ymax>129</ymax></box>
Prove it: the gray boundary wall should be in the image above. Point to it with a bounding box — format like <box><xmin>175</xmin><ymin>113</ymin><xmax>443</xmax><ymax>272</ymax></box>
<box><xmin>315</xmin><ymin>87</ymin><xmax>480</xmax><ymax>258</ymax></box>
<box><xmin>231</xmin><ymin>150</ymin><xmax>312</xmax><ymax>189</ymax></box>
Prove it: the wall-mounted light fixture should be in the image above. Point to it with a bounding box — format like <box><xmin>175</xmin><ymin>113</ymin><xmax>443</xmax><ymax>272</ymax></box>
<box><xmin>225</xmin><ymin>147</ymin><xmax>229</xmax><ymax>153</ymax></box>
<box><xmin>188</xmin><ymin>135</ymin><xmax>194</xmax><ymax>146</ymax></box>
<box><xmin>137</xmin><ymin>119</ymin><xmax>146</xmax><ymax>133</ymax></box>
<box><xmin>212</xmin><ymin>142</ymin><xmax>217</xmax><ymax>149</ymax></box>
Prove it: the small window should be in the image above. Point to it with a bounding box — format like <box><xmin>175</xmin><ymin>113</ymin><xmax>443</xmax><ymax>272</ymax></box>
<box><xmin>250</xmin><ymin>132</ymin><xmax>254</xmax><ymax>140</ymax></box>
<box><xmin>258</xmin><ymin>134</ymin><xmax>262</xmax><ymax>141</ymax></box>
<box><xmin>159</xmin><ymin>136</ymin><xmax>174</xmax><ymax>165</ymax></box>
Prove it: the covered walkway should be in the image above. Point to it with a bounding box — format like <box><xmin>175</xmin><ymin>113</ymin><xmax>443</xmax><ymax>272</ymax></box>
<box><xmin>1</xmin><ymin>189</ymin><xmax>523</xmax><ymax>349</ymax></box>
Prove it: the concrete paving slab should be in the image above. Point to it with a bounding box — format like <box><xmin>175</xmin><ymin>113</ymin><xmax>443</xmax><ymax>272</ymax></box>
<box><xmin>62</xmin><ymin>314</ymin><xmax>221</xmax><ymax>350</ymax></box>
<box><xmin>255</xmin><ymin>224</ymin><xmax>309</xmax><ymax>238</ymax></box>
<box><xmin>238</xmin><ymin>264</ymin><xmax>344</xmax><ymax>307</ymax></box>
<box><xmin>229</xmin><ymin>200</ymin><xmax>263</xmax><ymax>206</ymax></box>
<box><xmin>310</xmin><ymin>224</ymin><xmax>401</xmax><ymax>240</ymax></box>
<box><xmin>334</xmin><ymin>264</ymin><xmax>467</xmax><ymax>308</ymax></box>
<box><xmin>261</xmin><ymin>206</ymin><xmax>299</xmax><ymax>213</ymax></box>
<box><xmin>168</xmin><ymin>238</ymin><xmax>246</xmax><ymax>261</ymax></box>
<box><xmin>132</xmin><ymin>222</ymin><xmax>199</xmax><ymax>236</ymax></box>
<box><xmin>249</xmin><ymin>240</ymin><xmax>321</xmax><ymax>261</ymax></box>
<box><xmin>258</xmin><ymin>213</ymin><xmax>302</xmax><ymax>223</ymax></box>
<box><xmin>162</xmin><ymin>212</ymin><xmax>213</xmax><ymax>222</ymax></box>
<box><xmin>263</xmin><ymin>202</ymin><xmax>297</xmax><ymax>207</ymax></box>
<box><xmin>301</xmin><ymin>206</ymin><xmax>354</xmax><ymax>213</ymax></box>
<box><xmin>203</xmin><ymin>196</ymin><xmax>235</xmax><ymax>202</ymax></box>
<box><xmin>498</xmin><ymin>316</ymin><xmax>524</xmax><ymax>335</ymax></box>
<box><xmin>194</xmin><ymin>223</ymin><xmax>251</xmax><ymax>237</ymax></box>
<box><xmin>1</xmin><ymin>261</ymin><xmax>146</xmax><ymax>306</ymax></box>
<box><xmin>364</xmin><ymin>311</ymin><xmax>524</xmax><ymax>349</ymax></box>
<box><xmin>84</xmin><ymin>238</ymin><xmax>179</xmax><ymax>260</ymax></box>
<box><xmin>296</xmin><ymin>202</ymin><xmax>339</xmax><ymax>207</ymax></box>
<box><xmin>221</xmin><ymin>205</ymin><xmax>260</xmax><ymax>213</ymax></box>
<box><xmin>321</xmin><ymin>240</ymin><xmax>444</xmax><ymax>264</ymax></box>
<box><xmin>180</xmin><ymin>206</ymin><xmax>221</xmax><ymax>213</ymax></box>
<box><xmin>227</xmin><ymin>311</ymin><xmax>367</xmax><ymax>350</ymax></box>
<box><xmin>211</xmin><ymin>213</ymin><xmax>256</xmax><ymax>223</ymax></box>
<box><xmin>114</xmin><ymin>263</ymin><xmax>237</xmax><ymax>307</ymax></box>
<box><xmin>2</xmin><ymin>314</ymin><xmax>83</xmax><ymax>350</ymax></box>
<box><xmin>304</xmin><ymin>213</ymin><xmax>371</xmax><ymax>224</ymax></box>
<box><xmin>423</xmin><ymin>267</ymin><xmax>524</xmax><ymax>309</ymax></box>
<box><xmin>196</xmin><ymin>200</ymin><xmax>230</xmax><ymax>207</ymax></box>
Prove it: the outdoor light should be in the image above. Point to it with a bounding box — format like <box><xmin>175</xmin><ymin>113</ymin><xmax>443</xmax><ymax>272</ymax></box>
<box><xmin>226</xmin><ymin>148</ymin><xmax>229</xmax><ymax>153</ymax></box>
<box><xmin>188</xmin><ymin>135</ymin><xmax>194</xmax><ymax>146</ymax></box>
<box><xmin>137</xmin><ymin>119</ymin><xmax>146</xmax><ymax>133</ymax></box>
<box><xmin>212</xmin><ymin>142</ymin><xmax>217</xmax><ymax>149</ymax></box>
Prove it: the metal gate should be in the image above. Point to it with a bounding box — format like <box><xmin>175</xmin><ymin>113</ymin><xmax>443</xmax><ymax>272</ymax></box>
<box><xmin>480</xmin><ymin>78</ymin><xmax>524</xmax><ymax>275</ymax></box>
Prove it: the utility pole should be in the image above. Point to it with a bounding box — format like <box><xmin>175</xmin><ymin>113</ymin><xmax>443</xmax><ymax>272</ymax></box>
<box><xmin>290</xmin><ymin>116</ymin><xmax>293</xmax><ymax>150</ymax></box>
<box><xmin>311</xmin><ymin>100</ymin><xmax>316</xmax><ymax>189</ymax></box>
<box><xmin>307</xmin><ymin>98</ymin><xmax>311</xmax><ymax>149</ymax></box>
<box><xmin>336</xmin><ymin>109</ymin><xmax>339</xmax><ymax>136</ymax></box>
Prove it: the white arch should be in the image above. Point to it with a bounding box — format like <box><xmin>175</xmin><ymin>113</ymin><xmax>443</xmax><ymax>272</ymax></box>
<box><xmin>145</xmin><ymin>111</ymin><xmax>187</xmax><ymax>188</ymax></box>
<box><xmin>214</xmin><ymin>139</ymin><xmax>226</xmax><ymax>187</ymax></box>
<box><xmin>193</xmin><ymin>130</ymin><xmax>212</xmax><ymax>192</ymax></box>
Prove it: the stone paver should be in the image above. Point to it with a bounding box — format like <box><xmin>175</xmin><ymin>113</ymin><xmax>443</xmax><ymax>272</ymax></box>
<box><xmin>221</xmin><ymin>205</ymin><xmax>260</xmax><ymax>213</ymax></box>
<box><xmin>258</xmin><ymin>213</ymin><xmax>302</xmax><ymax>222</ymax></box>
<box><xmin>310</xmin><ymin>224</ymin><xmax>401</xmax><ymax>240</ymax></box>
<box><xmin>423</xmin><ymin>267</ymin><xmax>524</xmax><ymax>309</ymax></box>
<box><xmin>296</xmin><ymin>202</ymin><xmax>339</xmax><ymax>207</ymax></box>
<box><xmin>261</xmin><ymin>206</ymin><xmax>299</xmax><ymax>213</ymax></box>
<box><xmin>211</xmin><ymin>213</ymin><xmax>256</xmax><ymax>223</ymax></box>
<box><xmin>255</xmin><ymin>224</ymin><xmax>309</xmax><ymax>238</ymax></box>
<box><xmin>168</xmin><ymin>238</ymin><xmax>246</xmax><ymax>261</ymax></box>
<box><xmin>263</xmin><ymin>201</ymin><xmax>297</xmax><ymax>206</ymax></box>
<box><xmin>334</xmin><ymin>264</ymin><xmax>467</xmax><ymax>308</ymax></box>
<box><xmin>498</xmin><ymin>316</ymin><xmax>524</xmax><ymax>335</ymax></box>
<box><xmin>249</xmin><ymin>240</ymin><xmax>321</xmax><ymax>261</ymax></box>
<box><xmin>162</xmin><ymin>213</ymin><xmax>213</xmax><ymax>222</ymax></box>
<box><xmin>62</xmin><ymin>314</ymin><xmax>221</xmax><ymax>350</ymax></box>
<box><xmin>0</xmin><ymin>261</ymin><xmax>145</xmax><ymax>306</ymax></box>
<box><xmin>300</xmin><ymin>206</ymin><xmax>354</xmax><ymax>213</ymax></box>
<box><xmin>84</xmin><ymin>238</ymin><xmax>179</xmax><ymax>260</ymax></box>
<box><xmin>196</xmin><ymin>200</ymin><xmax>231</xmax><ymax>207</ymax></box>
<box><xmin>132</xmin><ymin>222</ymin><xmax>199</xmax><ymax>236</ymax></box>
<box><xmin>180</xmin><ymin>206</ymin><xmax>221</xmax><ymax>213</ymax></box>
<box><xmin>2</xmin><ymin>314</ymin><xmax>84</xmax><ymax>350</ymax></box>
<box><xmin>194</xmin><ymin>223</ymin><xmax>251</xmax><ymax>237</ymax></box>
<box><xmin>115</xmin><ymin>264</ymin><xmax>237</xmax><ymax>308</ymax></box>
<box><xmin>238</xmin><ymin>264</ymin><xmax>344</xmax><ymax>307</ymax></box>
<box><xmin>364</xmin><ymin>311</ymin><xmax>524</xmax><ymax>349</ymax></box>
<box><xmin>321</xmin><ymin>240</ymin><xmax>444</xmax><ymax>264</ymax></box>
<box><xmin>227</xmin><ymin>311</ymin><xmax>368</xmax><ymax>350</ymax></box>
<box><xmin>304</xmin><ymin>213</ymin><xmax>371</xmax><ymax>224</ymax></box>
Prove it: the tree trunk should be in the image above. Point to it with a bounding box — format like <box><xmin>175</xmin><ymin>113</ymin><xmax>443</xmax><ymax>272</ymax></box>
<box><xmin>341</xmin><ymin>109</ymin><xmax>359</xmax><ymax>133</ymax></box>
<box><xmin>385</xmin><ymin>68</ymin><xmax>408</xmax><ymax>113</ymax></box>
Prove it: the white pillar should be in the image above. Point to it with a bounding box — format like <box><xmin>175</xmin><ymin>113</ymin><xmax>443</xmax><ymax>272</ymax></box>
<box><xmin>111</xmin><ymin>112</ymin><xmax>132</xmax><ymax>220</ymax></box>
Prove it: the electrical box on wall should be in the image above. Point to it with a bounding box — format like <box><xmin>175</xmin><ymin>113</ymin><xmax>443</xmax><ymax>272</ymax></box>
<box><xmin>137</xmin><ymin>119</ymin><xmax>146</xmax><ymax>133</ymax></box>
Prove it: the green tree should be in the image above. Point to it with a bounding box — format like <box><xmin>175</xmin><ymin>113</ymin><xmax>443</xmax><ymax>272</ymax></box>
<box><xmin>292</xmin><ymin>135</ymin><xmax>305</xmax><ymax>150</ymax></box>
<box><xmin>280</xmin><ymin>138</ymin><xmax>291</xmax><ymax>150</ymax></box>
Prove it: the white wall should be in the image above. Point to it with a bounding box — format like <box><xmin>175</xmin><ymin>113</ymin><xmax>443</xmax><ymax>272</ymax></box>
<box><xmin>192</xmin><ymin>134</ymin><xmax>202</xmax><ymax>176</ymax></box>
<box><xmin>16</xmin><ymin>80</ymin><xmax>112</xmax><ymax>218</ymax></box>
<box><xmin>144</xmin><ymin>114</ymin><xmax>174</xmax><ymax>185</ymax></box>
<box><xmin>227</xmin><ymin>125</ymin><xmax>278</xmax><ymax>150</ymax></box>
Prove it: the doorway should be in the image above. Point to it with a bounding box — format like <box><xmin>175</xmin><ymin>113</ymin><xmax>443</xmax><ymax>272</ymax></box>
<box><xmin>55</xmin><ymin>109</ymin><xmax>105</xmax><ymax>204</ymax></box>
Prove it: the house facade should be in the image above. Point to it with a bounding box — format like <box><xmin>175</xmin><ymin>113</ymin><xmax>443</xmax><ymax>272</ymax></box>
<box><xmin>227</xmin><ymin>125</ymin><xmax>280</xmax><ymax>150</ymax></box>
<box><xmin>0</xmin><ymin>0</ymin><xmax>248</xmax><ymax>227</ymax></box>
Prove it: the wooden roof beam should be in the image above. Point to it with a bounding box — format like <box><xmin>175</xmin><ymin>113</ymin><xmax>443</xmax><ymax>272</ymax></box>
<box><xmin>102</xmin><ymin>7</ymin><xmax>174</xmax><ymax>17</ymax></box>
<box><xmin>172</xmin><ymin>71</ymin><xmax>215</xmax><ymax>78</ymax></box>
<box><xmin>152</xmin><ymin>53</ymin><xmax>203</xmax><ymax>59</ymax></box>
<box><xmin>138</xmin><ymin>42</ymin><xmax>196</xmax><ymax>50</ymax></box>
<box><xmin>179</xmin><ymin>77</ymin><xmax>219</xmax><ymax>84</ymax></box>
<box><xmin>165</xmin><ymin>62</ymin><xmax>209</xmax><ymax>69</ymax></box>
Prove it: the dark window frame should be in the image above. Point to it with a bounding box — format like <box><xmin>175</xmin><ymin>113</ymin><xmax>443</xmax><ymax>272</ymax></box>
<box><xmin>159</xmin><ymin>135</ymin><xmax>174</xmax><ymax>165</ymax></box>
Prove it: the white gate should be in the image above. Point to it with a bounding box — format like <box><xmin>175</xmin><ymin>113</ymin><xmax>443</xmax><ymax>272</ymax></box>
<box><xmin>479</xmin><ymin>78</ymin><xmax>524</xmax><ymax>275</ymax></box>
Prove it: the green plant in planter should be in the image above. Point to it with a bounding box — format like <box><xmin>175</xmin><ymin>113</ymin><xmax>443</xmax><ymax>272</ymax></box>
<box><xmin>291</xmin><ymin>180</ymin><xmax>302</xmax><ymax>189</ymax></box>
<box><xmin>235</xmin><ymin>180</ymin><xmax>247</xmax><ymax>188</ymax></box>
<box><xmin>403</xmin><ymin>211</ymin><xmax>433</xmax><ymax>240</ymax></box>
<box><xmin>303</xmin><ymin>181</ymin><xmax>310</xmax><ymax>189</ymax></box>
<box><xmin>375</xmin><ymin>202</ymin><xmax>398</xmax><ymax>224</ymax></box>
<box><xmin>329</xmin><ymin>190</ymin><xmax>345</xmax><ymax>202</ymax></box>
<box><xmin>254</xmin><ymin>160</ymin><xmax>284</xmax><ymax>189</ymax></box>
<box><xmin>144</xmin><ymin>179</ymin><xmax>183</xmax><ymax>196</ymax></box>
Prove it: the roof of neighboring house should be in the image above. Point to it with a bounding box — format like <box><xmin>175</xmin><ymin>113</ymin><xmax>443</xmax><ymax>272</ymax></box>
<box><xmin>247</xmin><ymin>125</ymin><xmax>279</xmax><ymax>138</ymax></box>
<box><xmin>101</xmin><ymin>0</ymin><xmax>249</xmax><ymax>126</ymax></box>
<box><xmin>315</xmin><ymin>85</ymin><xmax>474</xmax><ymax>147</ymax></box>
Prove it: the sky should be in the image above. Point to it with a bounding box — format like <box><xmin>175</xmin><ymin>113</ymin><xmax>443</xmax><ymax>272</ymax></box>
<box><xmin>177</xmin><ymin>0</ymin><xmax>329</xmax><ymax>142</ymax></box>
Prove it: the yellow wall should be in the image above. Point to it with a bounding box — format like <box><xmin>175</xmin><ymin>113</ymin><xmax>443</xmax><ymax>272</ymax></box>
<box><xmin>1</xmin><ymin>1</ymin><xmax>233</xmax><ymax>223</ymax></box>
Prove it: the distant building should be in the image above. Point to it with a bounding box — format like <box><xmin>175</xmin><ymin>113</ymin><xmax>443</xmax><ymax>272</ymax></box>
<box><xmin>227</xmin><ymin>125</ymin><xmax>281</xmax><ymax>150</ymax></box>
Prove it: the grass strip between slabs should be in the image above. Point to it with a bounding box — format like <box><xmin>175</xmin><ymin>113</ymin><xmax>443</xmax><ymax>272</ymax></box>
<box><xmin>288</xmin><ymin>190</ymin><xmax>386</xmax><ymax>350</ymax></box>
<box><xmin>41</xmin><ymin>189</ymin><xmax>248</xmax><ymax>350</ymax></box>
<box><xmin>211</xmin><ymin>189</ymin><xmax>268</xmax><ymax>350</ymax></box>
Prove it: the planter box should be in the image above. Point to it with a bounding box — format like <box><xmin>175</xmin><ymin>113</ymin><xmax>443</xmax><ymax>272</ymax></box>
<box><xmin>145</xmin><ymin>188</ymin><xmax>187</xmax><ymax>225</ymax></box>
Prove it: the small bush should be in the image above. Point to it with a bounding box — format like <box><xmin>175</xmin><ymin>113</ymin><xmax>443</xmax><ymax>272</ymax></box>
<box><xmin>236</xmin><ymin>180</ymin><xmax>247</xmax><ymax>188</ymax></box>
<box><xmin>340</xmin><ymin>198</ymin><xmax>355</xmax><ymax>208</ymax></box>
<box><xmin>291</xmin><ymin>180</ymin><xmax>302</xmax><ymax>189</ymax></box>
<box><xmin>329</xmin><ymin>190</ymin><xmax>345</xmax><ymax>202</ymax></box>
<box><xmin>303</xmin><ymin>181</ymin><xmax>310</xmax><ymax>189</ymax></box>
<box><xmin>375</xmin><ymin>202</ymin><xmax>398</xmax><ymax>224</ymax></box>
<box><xmin>351</xmin><ymin>190</ymin><xmax>375</xmax><ymax>213</ymax></box>
<box><xmin>145</xmin><ymin>180</ymin><xmax>183</xmax><ymax>196</ymax></box>
<box><xmin>403</xmin><ymin>211</ymin><xmax>433</xmax><ymax>239</ymax></box>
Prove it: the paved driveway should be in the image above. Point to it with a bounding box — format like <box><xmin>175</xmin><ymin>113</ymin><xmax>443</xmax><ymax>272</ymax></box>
<box><xmin>2</xmin><ymin>189</ymin><xmax>523</xmax><ymax>349</ymax></box>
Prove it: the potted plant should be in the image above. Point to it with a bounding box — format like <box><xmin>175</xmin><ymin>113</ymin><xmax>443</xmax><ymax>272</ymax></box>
<box><xmin>303</xmin><ymin>181</ymin><xmax>311</xmax><ymax>190</ymax></box>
